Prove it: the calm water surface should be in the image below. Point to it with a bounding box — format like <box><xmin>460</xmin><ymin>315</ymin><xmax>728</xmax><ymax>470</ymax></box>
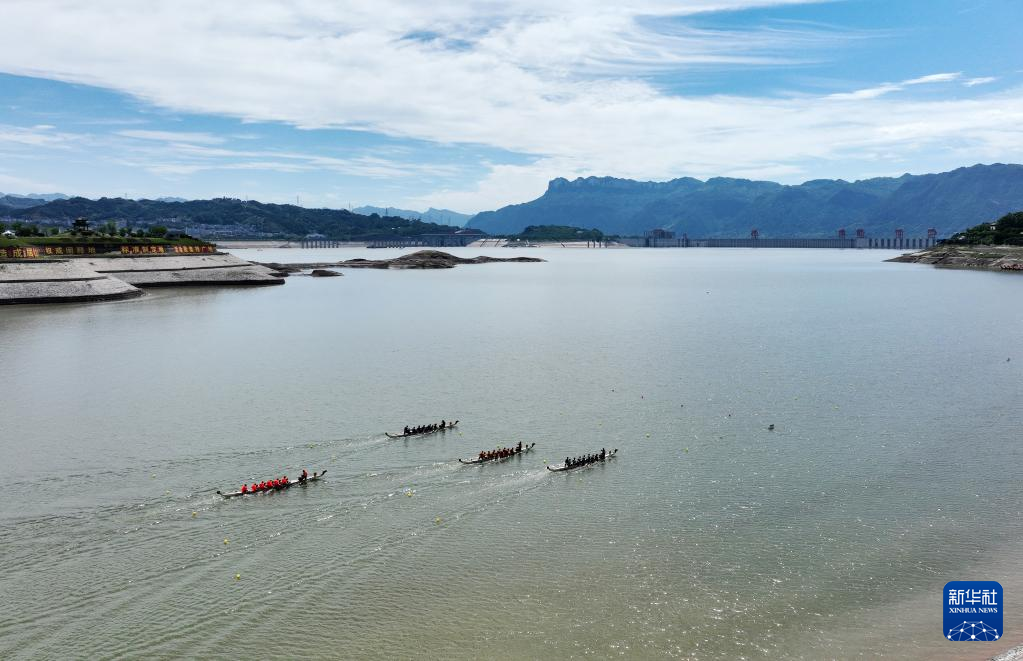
<box><xmin>1</xmin><ymin>247</ymin><xmax>1021</xmax><ymax>659</ymax></box>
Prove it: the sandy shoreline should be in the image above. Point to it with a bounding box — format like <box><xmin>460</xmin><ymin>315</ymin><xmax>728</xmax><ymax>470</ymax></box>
<box><xmin>991</xmin><ymin>645</ymin><xmax>1023</xmax><ymax>660</ymax></box>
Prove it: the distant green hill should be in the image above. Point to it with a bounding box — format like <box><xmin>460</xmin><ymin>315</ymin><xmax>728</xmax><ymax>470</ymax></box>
<box><xmin>469</xmin><ymin>164</ymin><xmax>1023</xmax><ymax>238</ymax></box>
<box><xmin>950</xmin><ymin>211</ymin><xmax>1023</xmax><ymax>245</ymax></box>
<box><xmin>8</xmin><ymin>197</ymin><xmax>464</xmax><ymax>240</ymax></box>
<box><xmin>513</xmin><ymin>225</ymin><xmax>605</xmax><ymax>241</ymax></box>
<box><xmin>353</xmin><ymin>205</ymin><xmax>474</xmax><ymax>226</ymax></box>
<box><xmin>0</xmin><ymin>194</ymin><xmax>56</xmax><ymax>210</ymax></box>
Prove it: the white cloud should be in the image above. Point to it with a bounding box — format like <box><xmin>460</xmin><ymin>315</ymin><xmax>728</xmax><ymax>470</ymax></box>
<box><xmin>0</xmin><ymin>171</ymin><xmax>62</xmax><ymax>192</ymax></box>
<box><xmin>0</xmin><ymin>124</ymin><xmax>80</xmax><ymax>148</ymax></box>
<box><xmin>117</xmin><ymin>130</ymin><xmax>226</xmax><ymax>144</ymax></box>
<box><xmin>964</xmin><ymin>76</ymin><xmax>997</xmax><ymax>87</ymax></box>
<box><xmin>903</xmin><ymin>72</ymin><xmax>961</xmax><ymax>85</ymax></box>
<box><xmin>828</xmin><ymin>72</ymin><xmax>961</xmax><ymax>100</ymax></box>
<box><xmin>108</xmin><ymin>138</ymin><xmax>462</xmax><ymax>180</ymax></box>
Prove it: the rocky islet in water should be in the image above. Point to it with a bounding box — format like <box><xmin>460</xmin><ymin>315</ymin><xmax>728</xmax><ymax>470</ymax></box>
<box><xmin>257</xmin><ymin>249</ymin><xmax>544</xmax><ymax>273</ymax></box>
<box><xmin>888</xmin><ymin>244</ymin><xmax>1023</xmax><ymax>271</ymax></box>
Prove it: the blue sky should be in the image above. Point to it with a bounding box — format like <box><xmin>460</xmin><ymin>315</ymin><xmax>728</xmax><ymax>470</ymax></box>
<box><xmin>0</xmin><ymin>0</ymin><xmax>1020</xmax><ymax>213</ymax></box>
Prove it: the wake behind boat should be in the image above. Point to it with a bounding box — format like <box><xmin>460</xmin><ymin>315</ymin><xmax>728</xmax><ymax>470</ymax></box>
<box><xmin>218</xmin><ymin>470</ymin><xmax>326</xmax><ymax>498</ymax></box>
<box><xmin>386</xmin><ymin>420</ymin><xmax>458</xmax><ymax>438</ymax></box>
<box><xmin>459</xmin><ymin>442</ymin><xmax>535</xmax><ymax>464</ymax></box>
<box><xmin>547</xmin><ymin>449</ymin><xmax>617</xmax><ymax>472</ymax></box>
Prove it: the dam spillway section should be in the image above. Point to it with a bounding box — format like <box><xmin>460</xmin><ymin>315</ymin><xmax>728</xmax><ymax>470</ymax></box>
<box><xmin>618</xmin><ymin>229</ymin><xmax>941</xmax><ymax>249</ymax></box>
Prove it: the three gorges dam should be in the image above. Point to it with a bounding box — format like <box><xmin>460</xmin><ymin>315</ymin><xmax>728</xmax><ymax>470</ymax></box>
<box><xmin>620</xmin><ymin>228</ymin><xmax>941</xmax><ymax>249</ymax></box>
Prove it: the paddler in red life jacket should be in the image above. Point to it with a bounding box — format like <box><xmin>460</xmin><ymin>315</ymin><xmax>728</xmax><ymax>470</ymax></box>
<box><xmin>300</xmin><ymin>469</ymin><xmax>308</xmax><ymax>483</ymax></box>
<box><xmin>241</xmin><ymin>484</ymin><xmax>248</xmax><ymax>494</ymax></box>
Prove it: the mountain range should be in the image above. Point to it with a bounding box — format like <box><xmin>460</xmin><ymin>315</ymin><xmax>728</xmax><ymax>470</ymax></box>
<box><xmin>353</xmin><ymin>206</ymin><xmax>473</xmax><ymax>226</ymax></box>
<box><xmin>468</xmin><ymin>164</ymin><xmax>1023</xmax><ymax>237</ymax></box>
<box><xmin>0</xmin><ymin>197</ymin><xmax>462</xmax><ymax>239</ymax></box>
<box><xmin>5</xmin><ymin>163</ymin><xmax>1022</xmax><ymax>239</ymax></box>
<box><xmin>0</xmin><ymin>192</ymin><xmax>69</xmax><ymax>209</ymax></box>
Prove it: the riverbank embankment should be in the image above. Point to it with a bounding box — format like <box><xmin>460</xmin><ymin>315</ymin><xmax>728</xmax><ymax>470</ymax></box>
<box><xmin>77</xmin><ymin>253</ymin><xmax>285</xmax><ymax>286</ymax></box>
<box><xmin>888</xmin><ymin>244</ymin><xmax>1023</xmax><ymax>271</ymax></box>
<box><xmin>0</xmin><ymin>253</ymin><xmax>283</xmax><ymax>304</ymax></box>
<box><xmin>0</xmin><ymin>259</ymin><xmax>143</xmax><ymax>304</ymax></box>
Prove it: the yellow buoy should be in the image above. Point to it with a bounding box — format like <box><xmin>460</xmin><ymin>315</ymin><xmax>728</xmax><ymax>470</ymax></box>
<box><xmin>224</xmin><ymin>538</ymin><xmax>229</xmax><ymax>545</ymax></box>
<box><xmin>435</xmin><ymin>517</ymin><xmax>442</xmax><ymax>524</ymax></box>
<box><xmin>645</xmin><ymin>433</ymin><xmax>650</xmax><ymax>438</ymax></box>
<box><xmin>235</xmin><ymin>573</ymin><xmax>241</xmax><ymax>580</ymax></box>
<box><xmin>192</xmin><ymin>511</ymin><xmax>197</xmax><ymax>517</ymax></box>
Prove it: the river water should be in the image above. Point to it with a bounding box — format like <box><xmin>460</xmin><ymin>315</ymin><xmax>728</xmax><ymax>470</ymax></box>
<box><xmin>1</xmin><ymin>247</ymin><xmax>1021</xmax><ymax>659</ymax></box>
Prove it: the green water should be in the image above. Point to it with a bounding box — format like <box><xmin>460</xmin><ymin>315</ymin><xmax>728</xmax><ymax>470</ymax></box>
<box><xmin>1</xmin><ymin>248</ymin><xmax>1020</xmax><ymax>659</ymax></box>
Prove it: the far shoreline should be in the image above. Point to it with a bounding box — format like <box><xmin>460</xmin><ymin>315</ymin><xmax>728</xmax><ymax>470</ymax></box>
<box><xmin>887</xmin><ymin>244</ymin><xmax>1023</xmax><ymax>273</ymax></box>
